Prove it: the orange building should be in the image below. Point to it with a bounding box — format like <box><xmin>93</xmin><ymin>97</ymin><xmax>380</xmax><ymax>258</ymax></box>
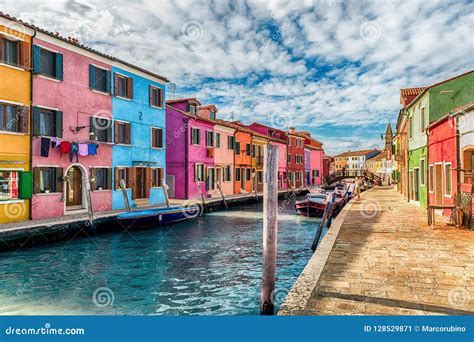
<box><xmin>225</xmin><ymin>122</ymin><xmax>253</xmax><ymax>194</ymax></box>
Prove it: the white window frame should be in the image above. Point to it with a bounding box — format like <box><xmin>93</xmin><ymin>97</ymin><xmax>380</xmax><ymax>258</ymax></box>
<box><xmin>444</xmin><ymin>162</ymin><xmax>452</xmax><ymax>197</ymax></box>
<box><xmin>419</xmin><ymin>158</ymin><xmax>425</xmax><ymax>186</ymax></box>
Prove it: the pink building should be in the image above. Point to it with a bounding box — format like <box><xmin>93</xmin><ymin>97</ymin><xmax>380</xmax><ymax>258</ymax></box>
<box><xmin>31</xmin><ymin>32</ymin><xmax>113</xmax><ymax>219</ymax></box>
<box><xmin>248</xmin><ymin>123</ymin><xmax>288</xmax><ymax>190</ymax></box>
<box><xmin>166</xmin><ymin>98</ymin><xmax>215</xmax><ymax>199</ymax></box>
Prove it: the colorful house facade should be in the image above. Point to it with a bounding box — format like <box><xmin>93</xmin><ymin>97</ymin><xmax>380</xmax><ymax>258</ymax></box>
<box><xmin>166</xmin><ymin>98</ymin><xmax>215</xmax><ymax>199</ymax></box>
<box><xmin>0</xmin><ymin>15</ymin><xmax>33</xmax><ymax>223</ymax></box>
<box><xmin>230</xmin><ymin>122</ymin><xmax>253</xmax><ymax>194</ymax></box>
<box><xmin>111</xmin><ymin>65</ymin><xmax>167</xmax><ymax>210</ymax></box>
<box><xmin>287</xmin><ymin>127</ymin><xmax>305</xmax><ymax>188</ymax></box>
<box><xmin>300</xmin><ymin>132</ymin><xmax>324</xmax><ymax>186</ymax></box>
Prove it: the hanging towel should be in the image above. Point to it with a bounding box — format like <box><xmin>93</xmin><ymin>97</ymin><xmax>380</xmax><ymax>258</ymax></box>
<box><xmin>70</xmin><ymin>143</ymin><xmax>79</xmax><ymax>163</ymax></box>
<box><xmin>60</xmin><ymin>141</ymin><xmax>71</xmax><ymax>158</ymax></box>
<box><xmin>88</xmin><ymin>143</ymin><xmax>98</xmax><ymax>156</ymax></box>
<box><xmin>78</xmin><ymin>143</ymin><xmax>89</xmax><ymax>156</ymax></box>
<box><xmin>40</xmin><ymin>137</ymin><xmax>51</xmax><ymax>157</ymax></box>
<box><xmin>51</xmin><ymin>137</ymin><xmax>61</xmax><ymax>148</ymax></box>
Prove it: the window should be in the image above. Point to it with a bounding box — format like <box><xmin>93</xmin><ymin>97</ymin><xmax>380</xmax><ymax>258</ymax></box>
<box><xmin>420</xmin><ymin>107</ymin><xmax>426</xmax><ymax>132</ymax></box>
<box><xmin>420</xmin><ymin>159</ymin><xmax>425</xmax><ymax>186</ymax></box>
<box><xmin>33</xmin><ymin>107</ymin><xmax>63</xmax><ymax>138</ymax></box>
<box><xmin>429</xmin><ymin>165</ymin><xmax>434</xmax><ymax>192</ymax></box>
<box><xmin>40</xmin><ymin>49</ymin><xmax>55</xmax><ymax>78</ymax></box>
<box><xmin>34</xmin><ymin>167</ymin><xmax>61</xmax><ymax>193</ymax></box>
<box><xmin>235</xmin><ymin>141</ymin><xmax>241</xmax><ymax>155</ymax></box>
<box><xmin>209</xmin><ymin>111</ymin><xmax>216</xmax><ymax>120</ymax></box>
<box><xmin>191</xmin><ymin>128</ymin><xmax>200</xmax><ymax>145</ymax></box>
<box><xmin>92</xmin><ymin>168</ymin><xmax>112</xmax><ymax>190</ymax></box>
<box><xmin>114</xmin><ymin>74</ymin><xmax>133</xmax><ymax>99</ymax></box>
<box><xmin>151</xmin><ymin>127</ymin><xmax>163</xmax><ymax>148</ymax></box>
<box><xmin>151</xmin><ymin>168</ymin><xmax>163</xmax><ymax>187</ymax></box>
<box><xmin>115</xmin><ymin>121</ymin><xmax>131</xmax><ymax>145</ymax></box>
<box><xmin>409</xmin><ymin>115</ymin><xmax>413</xmax><ymax>139</ymax></box>
<box><xmin>115</xmin><ymin>167</ymin><xmax>130</xmax><ymax>189</ymax></box>
<box><xmin>235</xmin><ymin>168</ymin><xmax>241</xmax><ymax>181</ymax></box>
<box><xmin>246</xmin><ymin>168</ymin><xmax>251</xmax><ymax>181</ymax></box>
<box><xmin>2</xmin><ymin>39</ymin><xmax>18</xmax><ymax>66</ymax></box>
<box><xmin>312</xmin><ymin>170</ymin><xmax>319</xmax><ymax>178</ymax></box>
<box><xmin>445</xmin><ymin>163</ymin><xmax>452</xmax><ymax>196</ymax></box>
<box><xmin>188</xmin><ymin>104</ymin><xmax>197</xmax><ymax>115</ymax></box>
<box><xmin>215</xmin><ymin>133</ymin><xmax>221</xmax><ymax>148</ymax></box>
<box><xmin>206</xmin><ymin>131</ymin><xmax>214</xmax><ymax>147</ymax></box>
<box><xmin>194</xmin><ymin>164</ymin><xmax>205</xmax><ymax>182</ymax></box>
<box><xmin>227</xmin><ymin>135</ymin><xmax>235</xmax><ymax>149</ymax></box>
<box><xmin>149</xmin><ymin>86</ymin><xmax>163</xmax><ymax>108</ymax></box>
<box><xmin>224</xmin><ymin>165</ymin><xmax>231</xmax><ymax>182</ymax></box>
<box><xmin>257</xmin><ymin>171</ymin><xmax>263</xmax><ymax>183</ymax></box>
<box><xmin>90</xmin><ymin>117</ymin><xmax>112</xmax><ymax>142</ymax></box>
<box><xmin>246</xmin><ymin>143</ymin><xmax>251</xmax><ymax>156</ymax></box>
<box><xmin>252</xmin><ymin>144</ymin><xmax>256</xmax><ymax>157</ymax></box>
<box><xmin>0</xmin><ymin>170</ymin><xmax>19</xmax><ymax>201</ymax></box>
<box><xmin>0</xmin><ymin>104</ymin><xmax>25</xmax><ymax>133</ymax></box>
<box><xmin>287</xmin><ymin>154</ymin><xmax>291</xmax><ymax>163</ymax></box>
<box><xmin>89</xmin><ymin>65</ymin><xmax>110</xmax><ymax>93</ymax></box>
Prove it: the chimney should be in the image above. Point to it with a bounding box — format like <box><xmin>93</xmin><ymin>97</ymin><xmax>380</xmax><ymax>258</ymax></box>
<box><xmin>289</xmin><ymin>127</ymin><xmax>295</xmax><ymax>133</ymax></box>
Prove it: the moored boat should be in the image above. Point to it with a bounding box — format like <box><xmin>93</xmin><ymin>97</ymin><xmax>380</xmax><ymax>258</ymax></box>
<box><xmin>116</xmin><ymin>204</ymin><xmax>202</xmax><ymax>226</ymax></box>
<box><xmin>295</xmin><ymin>193</ymin><xmax>330</xmax><ymax>217</ymax></box>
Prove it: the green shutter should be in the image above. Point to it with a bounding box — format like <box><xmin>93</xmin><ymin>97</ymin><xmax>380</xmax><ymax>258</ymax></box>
<box><xmin>33</xmin><ymin>45</ymin><xmax>41</xmax><ymax>74</ymax></box>
<box><xmin>89</xmin><ymin>64</ymin><xmax>95</xmax><ymax>89</ymax></box>
<box><xmin>55</xmin><ymin>111</ymin><xmax>63</xmax><ymax>138</ymax></box>
<box><xmin>106</xmin><ymin>70</ymin><xmax>111</xmax><ymax>93</ymax></box>
<box><xmin>19</xmin><ymin>171</ymin><xmax>33</xmax><ymax>199</ymax></box>
<box><xmin>55</xmin><ymin>53</ymin><xmax>63</xmax><ymax>80</ymax></box>
<box><xmin>33</xmin><ymin>106</ymin><xmax>41</xmax><ymax>136</ymax></box>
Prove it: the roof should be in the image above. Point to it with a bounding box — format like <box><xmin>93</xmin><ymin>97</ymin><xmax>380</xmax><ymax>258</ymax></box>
<box><xmin>367</xmin><ymin>150</ymin><xmax>388</xmax><ymax>161</ymax></box>
<box><xmin>400</xmin><ymin>87</ymin><xmax>426</xmax><ymax>96</ymax></box>
<box><xmin>166</xmin><ymin>97</ymin><xmax>201</xmax><ymax>105</ymax></box>
<box><xmin>405</xmin><ymin>70</ymin><xmax>474</xmax><ymax>110</ymax></box>
<box><xmin>0</xmin><ymin>12</ymin><xmax>168</xmax><ymax>82</ymax></box>
<box><xmin>198</xmin><ymin>104</ymin><xmax>218</xmax><ymax>111</ymax></box>
<box><xmin>166</xmin><ymin>104</ymin><xmax>215</xmax><ymax>125</ymax></box>
<box><xmin>335</xmin><ymin>149</ymin><xmax>380</xmax><ymax>158</ymax></box>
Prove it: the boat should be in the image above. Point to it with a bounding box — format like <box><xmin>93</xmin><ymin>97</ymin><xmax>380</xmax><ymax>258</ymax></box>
<box><xmin>295</xmin><ymin>192</ymin><xmax>330</xmax><ymax>217</ymax></box>
<box><xmin>116</xmin><ymin>204</ymin><xmax>202</xmax><ymax>226</ymax></box>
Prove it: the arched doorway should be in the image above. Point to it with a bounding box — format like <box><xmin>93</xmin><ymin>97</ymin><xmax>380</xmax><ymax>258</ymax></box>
<box><xmin>66</xmin><ymin>165</ymin><xmax>84</xmax><ymax>211</ymax></box>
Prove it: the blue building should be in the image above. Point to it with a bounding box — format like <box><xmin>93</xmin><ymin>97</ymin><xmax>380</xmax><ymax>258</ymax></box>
<box><xmin>111</xmin><ymin>64</ymin><xmax>167</xmax><ymax>210</ymax></box>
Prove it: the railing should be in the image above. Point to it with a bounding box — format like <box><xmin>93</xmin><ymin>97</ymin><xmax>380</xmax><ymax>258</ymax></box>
<box><xmin>323</xmin><ymin>169</ymin><xmax>381</xmax><ymax>185</ymax></box>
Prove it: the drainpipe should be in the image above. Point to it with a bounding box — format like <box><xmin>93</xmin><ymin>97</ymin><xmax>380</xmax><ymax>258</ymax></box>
<box><xmin>28</xmin><ymin>27</ymin><xmax>37</xmax><ymax>220</ymax></box>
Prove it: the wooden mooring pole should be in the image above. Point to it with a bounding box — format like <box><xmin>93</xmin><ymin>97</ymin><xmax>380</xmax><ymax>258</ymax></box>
<box><xmin>197</xmin><ymin>183</ymin><xmax>206</xmax><ymax>213</ymax></box>
<box><xmin>162</xmin><ymin>178</ymin><xmax>170</xmax><ymax>208</ymax></box>
<box><xmin>260</xmin><ymin>144</ymin><xmax>278</xmax><ymax>315</ymax></box>
<box><xmin>120</xmin><ymin>179</ymin><xmax>131</xmax><ymax>212</ymax></box>
<box><xmin>216</xmin><ymin>180</ymin><xmax>228</xmax><ymax>209</ymax></box>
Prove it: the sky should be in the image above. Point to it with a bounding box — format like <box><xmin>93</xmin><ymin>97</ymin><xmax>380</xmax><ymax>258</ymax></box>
<box><xmin>1</xmin><ymin>0</ymin><xmax>473</xmax><ymax>155</ymax></box>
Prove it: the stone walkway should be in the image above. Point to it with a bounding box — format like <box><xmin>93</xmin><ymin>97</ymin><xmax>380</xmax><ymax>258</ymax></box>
<box><xmin>280</xmin><ymin>186</ymin><xmax>474</xmax><ymax>315</ymax></box>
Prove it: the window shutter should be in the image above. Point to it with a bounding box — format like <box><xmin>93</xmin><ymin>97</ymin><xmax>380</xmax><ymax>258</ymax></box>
<box><xmin>194</xmin><ymin>164</ymin><xmax>198</xmax><ymax>181</ymax></box>
<box><xmin>105</xmin><ymin>70</ymin><xmax>111</xmax><ymax>94</ymax></box>
<box><xmin>113</xmin><ymin>73</ymin><xmax>119</xmax><ymax>95</ymax></box>
<box><xmin>55</xmin><ymin>167</ymin><xmax>63</xmax><ymax>193</ymax></box>
<box><xmin>114</xmin><ymin>167</ymin><xmax>120</xmax><ymax>189</ymax></box>
<box><xmin>197</xmin><ymin>129</ymin><xmax>200</xmax><ymax>145</ymax></box>
<box><xmin>126</xmin><ymin>167</ymin><xmax>133</xmax><ymax>188</ymax></box>
<box><xmin>33</xmin><ymin>45</ymin><xmax>41</xmax><ymax>74</ymax></box>
<box><xmin>149</xmin><ymin>85</ymin><xmax>153</xmax><ymax>106</ymax></box>
<box><xmin>55</xmin><ymin>53</ymin><xmax>63</xmax><ymax>80</ymax></box>
<box><xmin>151</xmin><ymin>128</ymin><xmax>156</xmax><ymax>147</ymax></box>
<box><xmin>55</xmin><ymin>111</ymin><xmax>63</xmax><ymax>138</ymax></box>
<box><xmin>32</xmin><ymin>107</ymin><xmax>41</xmax><ymax>136</ymax></box>
<box><xmin>145</xmin><ymin>168</ymin><xmax>152</xmax><ymax>198</ymax></box>
<box><xmin>114</xmin><ymin>121</ymin><xmax>119</xmax><ymax>143</ymax></box>
<box><xmin>126</xmin><ymin>77</ymin><xmax>133</xmax><ymax>99</ymax></box>
<box><xmin>157</xmin><ymin>128</ymin><xmax>162</xmax><ymax>148</ymax></box>
<box><xmin>158</xmin><ymin>88</ymin><xmax>163</xmax><ymax>107</ymax></box>
<box><xmin>20</xmin><ymin>106</ymin><xmax>29</xmax><ymax>133</ymax></box>
<box><xmin>19</xmin><ymin>171</ymin><xmax>33</xmax><ymax>199</ymax></box>
<box><xmin>130</xmin><ymin>167</ymin><xmax>138</xmax><ymax>199</ymax></box>
<box><xmin>0</xmin><ymin>37</ymin><xmax>3</xmax><ymax>62</ymax></box>
<box><xmin>33</xmin><ymin>168</ymin><xmax>41</xmax><ymax>194</ymax></box>
<box><xmin>89</xmin><ymin>168</ymin><xmax>96</xmax><ymax>190</ymax></box>
<box><xmin>89</xmin><ymin>64</ymin><xmax>95</xmax><ymax>89</ymax></box>
<box><xmin>19</xmin><ymin>41</ymin><xmax>30</xmax><ymax>69</ymax></box>
<box><xmin>106</xmin><ymin>168</ymin><xmax>112</xmax><ymax>190</ymax></box>
<box><xmin>125</xmin><ymin>122</ymin><xmax>131</xmax><ymax>145</ymax></box>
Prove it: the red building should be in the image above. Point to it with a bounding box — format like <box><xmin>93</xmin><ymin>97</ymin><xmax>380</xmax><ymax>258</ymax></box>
<box><xmin>287</xmin><ymin>127</ymin><xmax>305</xmax><ymax>188</ymax></box>
<box><xmin>427</xmin><ymin>116</ymin><xmax>458</xmax><ymax>217</ymax></box>
<box><xmin>323</xmin><ymin>155</ymin><xmax>334</xmax><ymax>179</ymax></box>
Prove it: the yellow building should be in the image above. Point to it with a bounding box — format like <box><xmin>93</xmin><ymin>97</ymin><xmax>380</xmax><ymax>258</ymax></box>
<box><xmin>0</xmin><ymin>15</ymin><xmax>34</xmax><ymax>223</ymax></box>
<box><xmin>251</xmin><ymin>135</ymin><xmax>268</xmax><ymax>192</ymax></box>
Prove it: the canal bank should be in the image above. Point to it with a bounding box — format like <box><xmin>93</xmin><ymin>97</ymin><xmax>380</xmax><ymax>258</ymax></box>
<box><xmin>279</xmin><ymin>186</ymin><xmax>474</xmax><ymax>315</ymax></box>
<box><xmin>0</xmin><ymin>188</ymin><xmax>309</xmax><ymax>251</ymax></box>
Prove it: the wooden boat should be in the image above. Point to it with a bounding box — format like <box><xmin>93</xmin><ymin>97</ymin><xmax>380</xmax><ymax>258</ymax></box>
<box><xmin>116</xmin><ymin>205</ymin><xmax>202</xmax><ymax>226</ymax></box>
<box><xmin>295</xmin><ymin>193</ymin><xmax>330</xmax><ymax>217</ymax></box>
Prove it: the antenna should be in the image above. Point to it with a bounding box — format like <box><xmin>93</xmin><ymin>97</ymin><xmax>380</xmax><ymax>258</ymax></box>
<box><xmin>231</xmin><ymin>111</ymin><xmax>235</xmax><ymax>121</ymax></box>
<box><xmin>168</xmin><ymin>82</ymin><xmax>176</xmax><ymax>99</ymax></box>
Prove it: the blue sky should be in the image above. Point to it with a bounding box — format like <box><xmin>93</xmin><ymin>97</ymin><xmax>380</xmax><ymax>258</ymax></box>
<box><xmin>2</xmin><ymin>0</ymin><xmax>473</xmax><ymax>154</ymax></box>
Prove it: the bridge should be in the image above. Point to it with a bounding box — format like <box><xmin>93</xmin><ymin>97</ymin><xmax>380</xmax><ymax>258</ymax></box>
<box><xmin>324</xmin><ymin>169</ymin><xmax>382</xmax><ymax>185</ymax></box>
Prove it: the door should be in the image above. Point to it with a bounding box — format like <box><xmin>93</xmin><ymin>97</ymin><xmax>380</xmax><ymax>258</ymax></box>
<box><xmin>207</xmin><ymin>168</ymin><xmax>215</xmax><ymax>191</ymax></box>
<box><xmin>216</xmin><ymin>168</ymin><xmax>222</xmax><ymax>189</ymax></box>
<box><xmin>241</xmin><ymin>169</ymin><xmax>245</xmax><ymax>190</ymax></box>
<box><xmin>135</xmin><ymin>167</ymin><xmax>147</xmax><ymax>199</ymax></box>
<box><xmin>66</xmin><ymin>166</ymin><xmax>83</xmax><ymax>210</ymax></box>
<box><xmin>435</xmin><ymin>164</ymin><xmax>443</xmax><ymax>204</ymax></box>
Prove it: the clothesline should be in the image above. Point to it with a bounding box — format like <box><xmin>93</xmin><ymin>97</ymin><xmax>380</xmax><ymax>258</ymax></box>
<box><xmin>40</xmin><ymin>137</ymin><xmax>99</xmax><ymax>163</ymax></box>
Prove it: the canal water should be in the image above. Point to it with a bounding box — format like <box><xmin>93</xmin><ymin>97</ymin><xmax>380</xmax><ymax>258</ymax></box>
<box><xmin>0</xmin><ymin>196</ymin><xmax>325</xmax><ymax>315</ymax></box>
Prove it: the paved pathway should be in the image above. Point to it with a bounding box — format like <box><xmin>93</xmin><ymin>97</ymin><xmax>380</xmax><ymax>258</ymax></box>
<box><xmin>280</xmin><ymin>186</ymin><xmax>474</xmax><ymax>315</ymax></box>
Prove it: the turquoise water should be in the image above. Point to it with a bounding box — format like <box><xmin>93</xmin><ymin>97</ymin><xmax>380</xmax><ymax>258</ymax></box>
<box><xmin>0</xmin><ymin>197</ymin><xmax>324</xmax><ymax>315</ymax></box>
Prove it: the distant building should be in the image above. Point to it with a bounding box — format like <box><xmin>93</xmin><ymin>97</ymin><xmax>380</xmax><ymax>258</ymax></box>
<box><xmin>335</xmin><ymin>149</ymin><xmax>380</xmax><ymax>176</ymax></box>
